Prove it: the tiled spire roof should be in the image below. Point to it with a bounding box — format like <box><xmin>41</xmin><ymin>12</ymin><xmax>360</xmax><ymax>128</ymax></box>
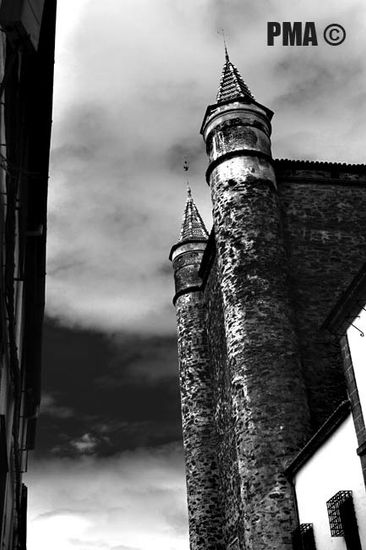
<box><xmin>179</xmin><ymin>186</ymin><xmax>208</xmax><ymax>242</ymax></box>
<box><xmin>216</xmin><ymin>46</ymin><xmax>254</xmax><ymax>104</ymax></box>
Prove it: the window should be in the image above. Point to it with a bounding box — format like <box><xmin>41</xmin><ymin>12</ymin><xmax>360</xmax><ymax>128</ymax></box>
<box><xmin>292</xmin><ymin>523</ymin><xmax>316</xmax><ymax>550</ymax></box>
<box><xmin>326</xmin><ymin>491</ymin><xmax>361</xmax><ymax>550</ymax></box>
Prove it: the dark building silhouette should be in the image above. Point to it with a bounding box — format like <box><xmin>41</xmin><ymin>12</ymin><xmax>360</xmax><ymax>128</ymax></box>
<box><xmin>0</xmin><ymin>1</ymin><xmax>56</xmax><ymax>547</ymax></box>
<box><xmin>170</xmin><ymin>50</ymin><xmax>366</xmax><ymax>550</ymax></box>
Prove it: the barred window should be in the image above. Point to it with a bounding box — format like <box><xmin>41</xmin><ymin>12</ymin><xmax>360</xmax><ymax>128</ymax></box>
<box><xmin>292</xmin><ymin>523</ymin><xmax>316</xmax><ymax>550</ymax></box>
<box><xmin>326</xmin><ymin>491</ymin><xmax>361</xmax><ymax>550</ymax></box>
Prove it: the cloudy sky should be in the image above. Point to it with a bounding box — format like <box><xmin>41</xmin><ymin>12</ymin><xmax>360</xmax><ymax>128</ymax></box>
<box><xmin>27</xmin><ymin>0</ymin><xmax>366</xmax><ymax>549</ymax></box>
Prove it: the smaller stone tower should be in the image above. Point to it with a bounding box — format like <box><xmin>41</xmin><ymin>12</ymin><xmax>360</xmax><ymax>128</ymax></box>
<box><xmin>170</xmin><ymin>186</ymin><xmax>208</xmax><ymax>304</ymax></box>
<box><xmin>170</xmin><ymin>188</ymin><xmax>224</xmax><ymax>550</ymax></box>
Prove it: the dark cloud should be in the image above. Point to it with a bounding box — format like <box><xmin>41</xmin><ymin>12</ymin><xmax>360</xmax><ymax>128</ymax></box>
<box><xmin>37</xmin><ymin>319</ymin><xmax>182</xmax><ymax>458</ymax></box>
<box><xmin>41</xmin><ymin>394</ymin><xmax>75</xmax><ymax>419</ymax></box>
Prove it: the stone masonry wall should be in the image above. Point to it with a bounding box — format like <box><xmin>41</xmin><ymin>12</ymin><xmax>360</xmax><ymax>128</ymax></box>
<box><xmin>208</xmin><ymin>155</ymin><xmax>311</xmax><ymax>550</ymax></box>
<box><xmin>196</xmin><ymin>166</ymin><xmax>366</xmax><ymax>550</ymax></box>
<box><xmin>204</xmin><ymin>260</ymin><xmax>244</xmax><ymax>548</ymax></box>
<box><xmin>175</xmin><ymin>291</ymin><xmax>224</xmax><ymax>550</ymax></box>
<box><xmin>201</xmin><ymin>97</ymin><xmax>314</xmax><ymax>549</ymax></box>
<box><xmin>277</xmin><ymin>171</ymin><xmax>366</xmax><ymax>429</ymax></box>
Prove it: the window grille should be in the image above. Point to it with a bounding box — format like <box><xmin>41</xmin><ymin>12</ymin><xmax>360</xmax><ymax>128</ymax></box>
<box><xmin>292</xmin><ymin>523</ymin><xmax>316</xmax><ymax>550</ymax></box>
<box><xmin>326</xmin><ymin>491</ymin><xmax>352</xmax><ymax>536</ymax></box>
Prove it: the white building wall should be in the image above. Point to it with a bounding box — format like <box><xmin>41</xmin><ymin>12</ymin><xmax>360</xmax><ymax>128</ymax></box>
<box><xmin>294</xmin><ymin>414</ymin><xmax>366</xmax><ymax>549</ymax></box>
<box><xmin>347</xmin><ymin>307</ymin><xmax>366</xmax><ymax>417</ymax></box>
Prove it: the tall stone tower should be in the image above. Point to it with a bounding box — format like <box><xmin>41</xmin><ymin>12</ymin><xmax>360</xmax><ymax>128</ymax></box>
<box><xmin>171</xmin><ymin>48</ymin><xmax>366</xmax><ymax>550</ymax></box>
<box><xmin>205</xmin><ymin>49</ymin><xmax>312</xmax><ymax>549</ymax></box>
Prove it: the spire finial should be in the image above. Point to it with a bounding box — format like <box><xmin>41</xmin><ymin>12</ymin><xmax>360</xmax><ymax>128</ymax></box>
<box><xmin>177</xmin><ymin>158</ymin><xmax>208</xmax><ymax>242</ymax></box>
<box><xmin>184</xmin><ymin>159</ymin><xmax>192</xmax><ymax>197</ymax></box>
<box><xmin>218</xmin><ymin>28</ymin><xmax>229</xmax><ymax>61</ymax></box>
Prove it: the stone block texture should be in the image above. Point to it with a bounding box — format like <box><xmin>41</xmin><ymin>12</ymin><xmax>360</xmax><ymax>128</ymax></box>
<box><xmin>204</xmin><ymin>261</ymin><xmax>244</xmax><ymax>547</ymax></box>
<box><xmin>276</xmin><ymin>165</ymin><xmax>366</xmax><ymax>429</ymax></box>
<box><xmin>201</xmin><ymin>97</ymin><xmax>313</xmax><ymax>549</ymax></box>
<box><xmin>172</xmin><ymin>76</ymin><xmax>366</xmax><ymax>550</ymax></box>
<box><xmin>199</xmin><ymin>163</ymin><xmax>366</xmax><ymax>550</ymax></box>
<box><xmin>177</xmin><ymin>163</ymin><xmax>366</xmax><ymax>550</ymax></box>
<box><xmin>175</xmin><ymin>291</ymin><xmax>224</xmax><ymax>549</ymax></box>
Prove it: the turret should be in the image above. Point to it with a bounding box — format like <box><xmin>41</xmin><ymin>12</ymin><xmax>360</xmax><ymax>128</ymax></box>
<box><xmin>201</xmin><ymin>46</ymin><xmax>274</xmax><ymax>184</ymax></box>
<box><xmin>170</xmin><ymin>188</ymin><xmax>224</xmax><ymax>550</ymax></box>
<box><xmin>201</xmin><ymin>50</ymin><xmax>311</xmax><ymax>549</ymax></box>
<box><xmin>169</xmin><ymin>186</ymin><xmax>208</xmax><ymax>304</ymax></box>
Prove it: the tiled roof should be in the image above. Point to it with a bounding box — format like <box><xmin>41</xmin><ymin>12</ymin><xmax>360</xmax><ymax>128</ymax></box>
<box><xmin>274</xmin><ymin>158</ymin><xmax>366</xmax><ymax>170</ymax></box>
<box><xmin>179</xmin><ymin>186</ymin><xmax>208</xmax><ymax>242</ymax></box>
<box><xmin>216</xmin><ymin>47</ymin><xmax>254</xmax><ymax>104</ymax></box>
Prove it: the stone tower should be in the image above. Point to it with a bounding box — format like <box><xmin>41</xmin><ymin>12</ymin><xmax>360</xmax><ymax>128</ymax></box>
<box><xmin>171</xmin><ymin>49</ymin><xmax>366</xmax><ymax>550</ymax></box>
<box><xmin>170</xmin><ymin>187</ymin><xmax>224</xmax><ymax>549</ymax></box>
<box><xmin>201</xmin><ymin>49</ymin><xmax>311</xmax><ymax>549</ymax></box>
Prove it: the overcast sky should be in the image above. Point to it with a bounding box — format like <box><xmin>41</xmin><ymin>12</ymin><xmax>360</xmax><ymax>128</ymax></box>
<box><xmin>27</xmin><ymin>1</ymin><xmax>366</xmax><ymax>549</ymax></box>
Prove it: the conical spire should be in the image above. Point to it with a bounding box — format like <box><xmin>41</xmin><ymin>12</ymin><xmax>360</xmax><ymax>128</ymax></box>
<box><xmin>179</xmin><ymin>185</ymin><xmax>208</xmax><ymax>242</ymax></box>
<box><xmin>216</xmin><ymin>46</ymin><xmax>254</xmax><ymax>104</ymax></box>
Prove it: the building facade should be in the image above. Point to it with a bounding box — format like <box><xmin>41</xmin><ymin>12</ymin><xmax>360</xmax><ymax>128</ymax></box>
<box><xmin>0</xmin><ymin>1</ymin><xmax>56</xmax><ymax>547</ymax></box>
<box><xmin>170</xmin><ymin>51</ymin><xmax>366</xmax><ymax>550</ymax></box>
<box><xmin>287</xmin><ymin>401</ymin><xmax>366</xmax><ymax>550</ymax></box>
